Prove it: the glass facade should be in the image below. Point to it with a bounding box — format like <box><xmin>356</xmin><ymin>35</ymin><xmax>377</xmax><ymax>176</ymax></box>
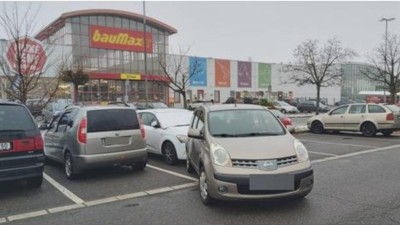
<box><xmin>41</xmin><ymin>12</ymin><xmax>172</xmax><ymax>103</ymax></box>
<box><xmin>340</xmin><ymin>63</ymin><xmax>378</xmax><ymax>100</ymax></box>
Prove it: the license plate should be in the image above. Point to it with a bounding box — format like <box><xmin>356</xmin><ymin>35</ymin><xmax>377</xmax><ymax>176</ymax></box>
<box><xmin>0</xmin><ymin>142</ymin><xmax>11</xmax><ymax>151</ymax></box>
<box><xmin>249</xmin><ymin>174</ymin><xmax>295</xmax><ymax>191</ymax></box>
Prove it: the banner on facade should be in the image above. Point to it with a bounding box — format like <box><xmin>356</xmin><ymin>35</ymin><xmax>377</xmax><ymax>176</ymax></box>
<box><xmin>258</xmin><ymin>63</ymin><xmax>271</xmax><ymax>88</ymax></box>
<box><xmin>215</xmin><ymin>59</ymin><xmax>230</xmax><ymax>87</ymax></box>
<box><xmin>90</xmin><ymin>25</ymin><xmax>153</xmax><ymax>52</ymax></box>
<box><xmin>189</xmin><ymin>57</ymin><xmax>207</xmax><ymax>86</ymax></box>
<box><xmin>238</xmin><ymin>61</ymin><xmax>251</xmax><ymax>88</ymax></box>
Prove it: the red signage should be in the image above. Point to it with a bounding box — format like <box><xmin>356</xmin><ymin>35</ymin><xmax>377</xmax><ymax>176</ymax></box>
<box><xmin>6</xmin><ymin>37</ymin><xmax>47</xmax><ymax>75</ymax></box>
<box><xmin>90</xmin><ymin>25</ymin><xmax>153</xmax><ymax>52</ymax></box>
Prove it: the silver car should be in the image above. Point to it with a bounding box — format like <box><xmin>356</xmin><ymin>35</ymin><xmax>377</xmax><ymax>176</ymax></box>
<box><xmin>42</xmin><ymin>105</ymin><xmax>147</xmax><ymax>179</ymax></box>
<box><xmin>186</xmin><ymin>104</ymin><xmax>313</xmax><ymax>205</ymax></box>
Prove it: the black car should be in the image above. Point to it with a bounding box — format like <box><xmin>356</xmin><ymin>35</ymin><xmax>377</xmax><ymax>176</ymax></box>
<box><xmin>297</xmin><ymin>101</ymin><xmax>330</xmax><ymax>113</ymax></box>
<box><xmin>0</xmin><ymin>100</ymin><xmax>45</xmax><ymax>187</ymax></box>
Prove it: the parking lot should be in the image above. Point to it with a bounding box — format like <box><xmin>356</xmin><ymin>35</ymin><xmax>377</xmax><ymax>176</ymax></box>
<box><xmin>1</xmin><ymin>131</ymin><xmax>400</xmax><ymax>224</ymax></box>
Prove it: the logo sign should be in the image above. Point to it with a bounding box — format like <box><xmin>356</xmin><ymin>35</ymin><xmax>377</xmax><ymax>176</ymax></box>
<box><xmin>90</xmin><ymin>25</ymin><xmax>153</xmax><ymax>53</ymax></box>
<box><xmin>6</xmin><ymin>37</ymin><xmax>47</xmax><ymax>76</ymax></box>
<box><xmin>257</xmin><ymin>160</ymin><xmax>278</xmax><ymax>171</ymax></box>
<box><xmin>121</xmin><ymin>73</ymin><xmax>141</xmax><ymax>80</ymax></box>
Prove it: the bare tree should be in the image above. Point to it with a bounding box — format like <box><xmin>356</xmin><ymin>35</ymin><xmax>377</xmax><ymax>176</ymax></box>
<box><xmin>159</xmin><ymin>48</ymin><xmax>203</xmax><ymax>109</ymax></box>
<box><xmin>61</xmin><ymin>56</ymin><xmax>89</xmax><ymax>103</ymax></box>
<box><xmin>361</xmin><ymin>34</ymin><xmax>400</xmax><ymax>104</ymax></box>
<box><xmin>283</xmin><ymin>38</ymin><xmax>356</xmax><ymax>114</ymax></box>
<box><xmin>0</xmin><ymin>2</ymin><xmax>61</xmax><ymax>106</ymax></box>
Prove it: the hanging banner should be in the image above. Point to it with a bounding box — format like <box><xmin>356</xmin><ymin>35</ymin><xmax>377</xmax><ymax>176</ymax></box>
<box><xmin>258</xmin><ymin>63</ymin><xmax>271</xmax><ymax>88</ymax></box>
<box><xmin>215</xmin><ymin>59</ymin><xmax>230</xmax><ymax>87</ymax></box>
<box><xmin>189</xmin><ymin>57</ymin><xmax>207</xmax><ymax>86</ymax></box>
<box><xmin>238</xmin><ymin>61</ymin><xmax>251</xmax><ymax>88</ymax></box>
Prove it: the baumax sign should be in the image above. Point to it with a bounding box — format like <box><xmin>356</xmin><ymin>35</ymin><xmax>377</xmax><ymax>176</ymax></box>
<box><xmin>90</xmin><ymin>25</ymin><xmax>153</xmax><ymax>52</ymax></box>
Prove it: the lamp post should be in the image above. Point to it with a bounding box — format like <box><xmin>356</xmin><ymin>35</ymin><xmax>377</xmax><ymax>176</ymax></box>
<box><xmin>379</xmin><ymin>17</ymin><xmax>395</xmax><ymax>103</ymax></box>
<box><xmin>143</xmin><ymin>0</ymin><xmax>148</xmax><ymax>106</ymax></box>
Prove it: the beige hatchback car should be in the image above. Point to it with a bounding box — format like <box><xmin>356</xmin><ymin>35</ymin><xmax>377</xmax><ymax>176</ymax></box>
<box><xmin>186</xmin><ymin>104</ymin><xmax>313</xmax><ymax>204</ymax></box>
<box><xmin>307</xmin><ymin>103</ymin><xmax>400</xmax><ymax>137</ymax></box>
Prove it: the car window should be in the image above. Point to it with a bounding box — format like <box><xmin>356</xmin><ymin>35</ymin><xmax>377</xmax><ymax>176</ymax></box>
<box><xmin>0</xmin><ymin>105</ymin><xmax>36</xmax><ymax>131</ymax></box>
<box><xmin>348</xmin><ymin>105</ymin><xmax>366</xmax><ymax>114</ymax></box>
<box><xmin>56</xmin><ymin>111</ymin><xmax>72</xmax><ymax>133</ymax></box>
<box><xmin>208</xmin><ymin>109</ymin><xmax>285</xmax><ymax>136</ymax></box>
<box><xmin>140</xmin><ymin>112</ymin><xmax>157</xmax><ymax>126</ymax></box>
<box><xmin>368</xmin><ymin>105</ymin><xmax>386</xmax><ymax>113</ymax></box>
<box><xmin>197</xmin><ymin>111</ymin><xmax>205</xmax><ymax>131</ymax></box>
<box><xmin>191</xmin><ymin>110</ymin><xmax>201</xmax><ymax>129</ymax></box>
<box><xmin>87</xmin><ymin>108</ymin><xmax>139</xmax><ymax>132</ymax></box>
<box><xmin>48</xmin><ymin>114</ymin><xmax>61</xmax><ymax>132</ymax></box>
<box><xmin>331</xmin><ymin>106</ymin><xmax>348</xmax><ymax>115</ymax></box>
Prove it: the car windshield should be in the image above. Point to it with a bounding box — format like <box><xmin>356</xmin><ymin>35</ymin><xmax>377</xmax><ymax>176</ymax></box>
<box><xmin>0</xmin><ymin>105</ymin><xmax>36</xmax><ymax>131</ymax></box>
<box><xmin>208</xmin><ymin>109</ymin><xmax>285</xmax><ymax>137</ymax></box>
<box><xmin>157</xmin><ymin>111</ymin><xmax>193</xmax><ymax>128</ymax></box>
<box><xmin>87</xmin><ymin>108</ymin><xmax>139</xmax><ymax>132</ymax></box>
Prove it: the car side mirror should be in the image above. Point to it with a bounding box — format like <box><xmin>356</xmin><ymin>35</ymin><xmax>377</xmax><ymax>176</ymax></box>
<box><xmin>150</xmin><ymin>120</ymin><xmax>160</xmax><ymax>128</ymax></box>
<box><xmin>39</xmin><ymin>123</ymin><xmax>48</xmax><ymax>130</ymax></box>
<box><xmin>188</xmin><ymin>128</ymin><xmax>203</xmax><ymax>139</ymax></box>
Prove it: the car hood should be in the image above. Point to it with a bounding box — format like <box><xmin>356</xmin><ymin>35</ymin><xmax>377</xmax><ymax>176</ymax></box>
<box><xmin>165</xmin><ymin>126</ymin><xmax>190</xmax><ymax>136</ymax></box>
<box><xmin>211</xmin><ymin>134</ymin><xmax>297</xmax><ymax>159</ymax></box>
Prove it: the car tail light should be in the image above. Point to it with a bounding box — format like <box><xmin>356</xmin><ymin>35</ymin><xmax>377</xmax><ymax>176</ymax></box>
<box><xmin>13</xmin><ymin>139</ymin><xmax>35</xmax><ymax>151</ymax></box>
<box><xmin>137</xmin><ymin>114</ymin><xmax>146</xmax><ymax>139</ymax></box>
<box><xmin>386</xmin><ymin>113</ymin><xmax>394</xmax><ymax>121</ymax></box>
<box><xmin>34</xmin><ymin>136</ymin><xmax>44</xmax><ymax>150</ymax></box>
<box><xmin>78</xmin><ymin>118</ymin><xmax>87</xmax><ymax>144</ymax></box>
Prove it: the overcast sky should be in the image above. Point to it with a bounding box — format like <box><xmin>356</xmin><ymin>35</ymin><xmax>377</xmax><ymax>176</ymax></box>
<box><xmin>4</xmin><ymin>1</ymin><xmax>400</xmax><ymax>64</ymax></box>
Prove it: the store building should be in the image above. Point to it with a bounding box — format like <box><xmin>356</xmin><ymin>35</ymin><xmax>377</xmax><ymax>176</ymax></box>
<box><xmin>34</xmin><ymin>9</ymin><xmax>176</xmax><ymax>103</ymax></box>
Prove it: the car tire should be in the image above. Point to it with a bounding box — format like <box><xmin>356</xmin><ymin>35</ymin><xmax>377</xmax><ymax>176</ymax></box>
<box><xmin>361</xmin><ymin>122</ymin><xmax>376</xmax><ymax>137</ymax></box>
<box><xmin>310</xmin><ymin>121</ymin><xmax>324</xmax><ymax>134</ymax></box>
<box><xmin>382</xmin><ymin>131</ymin><xmax>393</xmax><ymax>137</ymax></box>
<box><xmin>132</xmin><ymin>160</ymin><xmax>147</xmax><ymax>171</ymax></box>
<box><xmin>162</xmin><ymin>141</ymin><xmax>178</xmax><ymax>165</ymax></box>
<box><xmin>199</xmin><ymin>166</ymin><xmax>214</xmax><ymax>205</ymax></box>
<box><xmin>281</xmin><ymin>109</ymin><xmax>287</xmax><ymax>114</ymax></box>
<box><xmin>26</xmin><ymin>176</ymin><xmax>43</xmax><ymax>188</ymax></box>
<box><xmin>186</xmin><ymin>158</ymin><xmax>195</xmax><ymax>174</ymax></box>
<box><xmin>65</xmin><ymin>151</ymin><xmax>77</xmax><ymax>180</ymax></box>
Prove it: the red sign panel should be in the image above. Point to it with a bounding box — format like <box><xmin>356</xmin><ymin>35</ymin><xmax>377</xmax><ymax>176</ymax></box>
<box><xmin>90</xmin><ymin>25</ymin><xmax>153</xmax><ymax>52</ymax></box>
<box><xmin>6</xmin><ymin>37</ymin><xmax>47</xmax><ymax>75</ymax></box>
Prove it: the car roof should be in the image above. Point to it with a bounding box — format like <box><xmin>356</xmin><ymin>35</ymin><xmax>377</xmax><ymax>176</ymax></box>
<box><xmin>203</xmin><ymin>104</ymin><xmax>265</xmax><ymax>112</ymax></box>
<box><xmin>0</xmin><ymin>100</ymin><xmax>23</xmax><ymax>106</ymax></box>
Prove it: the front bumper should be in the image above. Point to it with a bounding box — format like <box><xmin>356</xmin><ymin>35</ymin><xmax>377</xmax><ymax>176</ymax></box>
<box><xmin>208</xmin><ymin>167</ymin><xmax>314</xmax><ymax>200</ymax></box>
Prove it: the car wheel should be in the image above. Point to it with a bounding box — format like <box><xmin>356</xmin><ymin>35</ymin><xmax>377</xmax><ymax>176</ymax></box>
<box><xmin>199</xmin><ymin>167</ymin><xmax>213</xmax><ymax>205</ymax></box>
<box><xmin>132</xmin><ymin>160</ymin><xmax>147</xmax><ymax>171</ymax></box>
<box><xmin>65</xmin><ymin>152</ymin><xmax>77</xmax><ymax>180</ymax></box>
<box><xmin>26</xmin><ymin>176</ymin><xmax>43</xmax><ymax>188</ymax></box>
<box><xmin>281</xmin><ymin>109</ymin><xmax>287</xmax><ymax>114</ymax></box>
<box><xmin>361</xmin><ymin>122</ymin><xmax>376</xmax><ymax>137</ymax></box>
<box><xmin>186</xmin><ymin>158</ymin><xmax>195</xmax><ymax>174</ymax></box>
<box><xmin>382</xmin><ymin>131</ymin><xmax>393</xmax><ymax>137</ymax></box>
<box><xmin>311</xmin><ymin>121</ymin><xmax>324</xmax><ymax>134</ymax></box>
<box><xmin>162</xmin><ymin>141</ymin><xmax>178</xmax><ymax>165</ymax></box>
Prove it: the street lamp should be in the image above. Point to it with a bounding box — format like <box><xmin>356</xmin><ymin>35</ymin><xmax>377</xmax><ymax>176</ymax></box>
<box><xmin>379</xmin><ymin>17</ymin><xmax>395</xmax><ymax>103</ymax></box>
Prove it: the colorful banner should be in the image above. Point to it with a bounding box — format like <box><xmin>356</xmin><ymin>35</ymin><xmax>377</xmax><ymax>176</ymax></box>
<box><xmin>258</xmin><ymin>63</ymin><xmax>271</xmax><ymax>88</ymax></box>
<box><xmin>215</xmin><ymin>59</ymin><xmax>230</xmax><ymax>87</ymax></box>
<box><xmin>90</xmin><ymin>25</ymin><xmax>153</xmax><ymax>52</ymax></box>
<box><xmin>238</xmin><ymin>61</ymin><xmax>252</xmax><ymax>88</ymax></box>
<box><xmin>189</xmin><ymin>57</ymin><xmax>207</xmax><ymax>86</ymax></box>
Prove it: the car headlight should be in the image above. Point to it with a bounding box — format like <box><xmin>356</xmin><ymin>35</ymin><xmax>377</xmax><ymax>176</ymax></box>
<box><xmin>210</xmin><ymin>143</ymin><xmax>232</xmax><ymax>167</ymax></box>
<box><xmin>176</xmin><ymin>135</ymin><xmax>189</xmax><ymax>143</ymax></box>
<box><xmin>294</xmin><ymin>139</ymin><xmax>309</xmax><ymax>162</ymax></box>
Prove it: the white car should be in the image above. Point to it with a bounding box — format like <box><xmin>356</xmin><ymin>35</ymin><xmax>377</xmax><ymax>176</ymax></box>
<box><xmin>272</xmin><ymin>101</ymin><xmax>299</xmax><ymax>114</ymax></box>
<box><xmin>138</xmin><ymin>108</ymin><xmax>193</xmax><ymax>164</ymax></box>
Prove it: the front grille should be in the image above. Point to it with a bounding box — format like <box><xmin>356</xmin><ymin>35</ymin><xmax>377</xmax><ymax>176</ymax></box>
<box><xmin>232</xmin><ymin>155</ymin><xmax>298</xmax><ymax>169</ymax></box>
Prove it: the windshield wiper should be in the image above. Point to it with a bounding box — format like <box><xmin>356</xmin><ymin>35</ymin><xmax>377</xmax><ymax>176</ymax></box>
<box><xmin>212</xmin><ymin>133</ymin><xmax>238</xmax><ymax>137</ymax></box>
<box><xmin>237</xmin><ymin>132</ymin><xmax>282</xmax><ymax>137</ymax></box>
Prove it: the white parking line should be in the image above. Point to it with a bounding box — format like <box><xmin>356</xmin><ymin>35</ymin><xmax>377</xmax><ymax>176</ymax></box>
<box><xmin>116</xmin><ymin>191</ymin><xmax>148</xmax><ymax>200</ymax></box>
<box><xmin>7</xmin><ymin>210</ymin><xmax>48</xmax><ymax>222</ymax></box>
<box><xmin>311</xmin><ymin>144</ymin><xmax>400</xmax><ymax>164</ymax></box>
<box><xmin>85</xmin><ymin>197</ymin><xmax>119</xmax><ymax>207</ymax></box>
<box><xmin>300</xmin><ymin>139</ymin><xmax>379</xmax><ymax>148</ymax></box>
<box><xmin>47</xmin><ymin>204</ymin><xmax>84</xmax><ymax>214</ymax></box>
<box><xmin>308</xmin><ymin>151</ymin><xmax>338</xmax><ymax>157</ymax></box>
<box><xmin>147</xmin><ymin>164</ymin><xmax>198</xmax><ymax>181</ymax></box>
<box><xmin>145</xmin><ymin>187</ymin><xmax>174</xmax><ymax>195</ymax></box>
<box><xmin>0</xmin><ymin>218</ymin><xmax>6</xmax><ymax>224</ymax></box>
<box><xmin>43</xmin><ymin>173</ymin><xmax>85</xmax><ymax>204</ymax></box>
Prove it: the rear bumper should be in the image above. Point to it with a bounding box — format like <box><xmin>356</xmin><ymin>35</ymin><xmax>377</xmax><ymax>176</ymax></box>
<box><xmin>0</xmin><ymin>152</ymin><xmax>45</xmax><ymax>182</ymax></box>
<box><xmin>74</xmin><ymin>148</ymin><xmax>148</xmax><ymax>170</ymax></box>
